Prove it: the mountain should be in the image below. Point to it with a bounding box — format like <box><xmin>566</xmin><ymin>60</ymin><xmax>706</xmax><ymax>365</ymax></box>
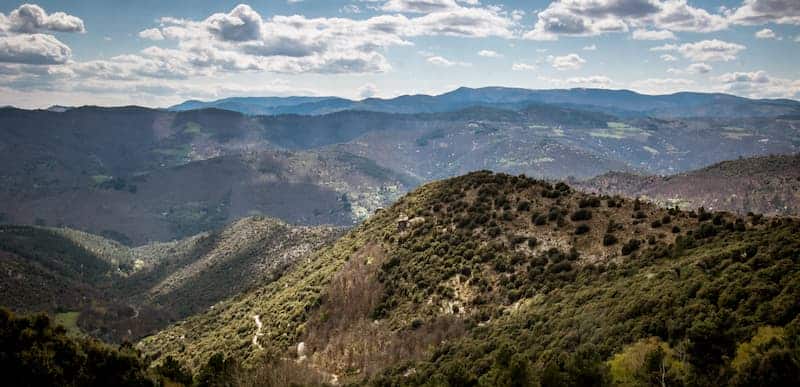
<box><xmin>169</xmin><ymin>87</ymin><xmax>800</xmax><ymax>118</ymax></box>
<box><xmin>576</xmin><ymin>154</ymin><xmax>800</xmax><ymax>216</ymax></box>
<box><xmin>138</xmin><ymin>171</ymin><xmax>800</xmax><ymax>385</ymax></box>
<box><xmin>3</xmin><ymin>103</ymin><xmax>798</xmax><ymax>243</ymax></box>
<box><xmin>169</xmin><ymin>96</ymin><xmax>349</xmax><ymax>115</ymax></box>
<box><xmin>0</xmin><ymin>106</ymin><xmax>416</xmax><ymax>243</ymax></box>
<box><xmin>0</xmin><ymin>216</ymin><xmax>342</xmax><ymax>343</ymax></box>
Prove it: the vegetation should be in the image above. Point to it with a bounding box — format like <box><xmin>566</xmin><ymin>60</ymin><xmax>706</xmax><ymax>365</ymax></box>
<box><xmin>5</xmin><ymin>170</ymin><xmax>800</xmax><ymax>386</ymax></box>
<box><xmin>135</xmin><ymin>171</ymin><xmax>800</xmax><ymax>386</ymax></box>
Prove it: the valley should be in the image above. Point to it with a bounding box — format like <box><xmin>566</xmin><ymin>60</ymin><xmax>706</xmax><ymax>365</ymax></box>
<box><xmin>2</xmin><ymin>86</ymin><xmax>800</xmax><ymax>386</ymax></box>
<box><xmin>2</xmin><ymin>88</ymin><xmax>799</xmax><ymax>246</ymax></box>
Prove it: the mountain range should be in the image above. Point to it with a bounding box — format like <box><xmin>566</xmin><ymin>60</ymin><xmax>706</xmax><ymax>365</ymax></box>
<box><xmin>3</xmin><ymin>86</ymin><xmax>800</xmax><ymax>385</ymax></box>
<box><xmin>170</xmin><ymin>87</ymin><xmax>800</xmax><ymax>118</ymax></box>
<box><xmin>2</xmin><ymin>87</ymin><xmax>799</xmax><ymax>245</ymax></box>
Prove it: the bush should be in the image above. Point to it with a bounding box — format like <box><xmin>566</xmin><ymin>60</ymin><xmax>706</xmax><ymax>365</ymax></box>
<box><xmin>621</xmin><ymin>239</ymin><xmax>641</xmax><ymax>255</ymax></box>
<box><xmin>575</xmin><ymin>224</ymin><xmax>590</xmax><ymax>235</ymax></box>
<box><xmin>571</xmin><ymin>209</ymin><xmax>592</xmax><ymax>221</ymax></box>
<box><xmin>533</xmin><ymin>214</ymin><xmax>548</xmax><ymax>226</ymax></box>
<box><xmin>651</xmin><ymin>220</ymin><xmax>662</xmax><ymax>228</ymax></box>
<box><xmin>579</xmin><ymin>197</ymin><xmax>601</xmax><ymax>208</ymax></box>
<box><xmin>603</xmin><ymin>234</ymin><xmax>618</xmax><ymax>246</ymax></box>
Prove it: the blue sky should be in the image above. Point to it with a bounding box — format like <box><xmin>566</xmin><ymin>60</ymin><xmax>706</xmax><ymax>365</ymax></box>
<box><xmin>0</xmin><ymin>0</ymin><xmax>798</xmax><ymax>108</ymax></box>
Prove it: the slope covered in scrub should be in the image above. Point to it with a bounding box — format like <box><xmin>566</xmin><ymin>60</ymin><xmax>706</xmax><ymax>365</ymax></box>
<box><xmin>139</xmin><ymin>171</ymin><xmax>800</xmax><ymax>386</ymax></box>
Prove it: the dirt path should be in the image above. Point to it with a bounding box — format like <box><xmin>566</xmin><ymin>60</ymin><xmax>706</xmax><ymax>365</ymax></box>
<box><xmin>252</xmin><ymin>315</ymin><xmax>264</xmax><ymax>350</ymax></box>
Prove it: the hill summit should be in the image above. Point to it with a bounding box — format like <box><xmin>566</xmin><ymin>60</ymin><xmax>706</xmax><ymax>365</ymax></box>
<box><xmin>139</xmin><ymin>171</ymin><xmax>800</xmax><ymax>386</ymax></box>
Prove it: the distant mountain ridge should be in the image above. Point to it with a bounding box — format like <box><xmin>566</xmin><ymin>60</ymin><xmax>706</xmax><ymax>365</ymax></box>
<box><xmin>575</xmin><ymin>153</ymin><xmax>800</xmax><ymax>216</ymax></box>
<box><xmin>168</xmin><ymin>86</ymin><xmax>800</xmax><ymax>118</ymax></box>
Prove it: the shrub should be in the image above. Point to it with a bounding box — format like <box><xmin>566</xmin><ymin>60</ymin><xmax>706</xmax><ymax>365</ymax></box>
<box><xmin>571</xmin><ymin>209</ymin><xmax>592</xmax><ymax>221</ymax></box>
<box><xmin>579</xmin><ymin>197</ymin><xmax>601</xmax><ymax>208</ymax></box>
<box><xmin>533</xmin><ymin>214</ymin><xmax>548</xmax><ymax>226</ymax></box>
<box><xmin>575</xmin><ymin>224</ymin><xmax>590</xmax><ymax>235</ymax></box>
<box><xmin>651</xmin><ymin>220</ymin><xmax>662</xmax><ymax>228</ymax></box>
<box><xmin>696</xmin><ymin>223</ymin><xmax>717</xmax><ymax>239</ymax></box>
<box><xmin>603</xmin><ymin>234</ymin><xmax>618</xmax><ymax>246</ymax></box>
<box><xmin>621</xmin><ymin>239</ymin><xmax>641</xmax><ymax>255</ymax></box>
<box><xmin>517</xmin><ymin>201</ymin><xmax>531</xmax><ymax>212</ymax></box>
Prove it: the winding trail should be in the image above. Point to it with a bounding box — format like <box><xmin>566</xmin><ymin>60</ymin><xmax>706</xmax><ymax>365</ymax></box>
<box><xmin>252</xmin><ymin>314</ymin><xmax>264</xmax><ymax>350</ymax></box>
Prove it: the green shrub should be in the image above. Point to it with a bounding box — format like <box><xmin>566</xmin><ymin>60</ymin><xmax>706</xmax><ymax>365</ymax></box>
<box><xmin>621</xmin><ymin>239</ymin><xmax>641</xmax><ymax>255</ymax></box>
<box><xmin>571</xmin><ymin>209</ymin><xmax>592</xmax><ymax>221</ymax></box>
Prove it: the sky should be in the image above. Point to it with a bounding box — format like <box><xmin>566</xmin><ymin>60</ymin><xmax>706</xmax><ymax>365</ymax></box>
<box><xmin>0</xmin><ymin>0</ymin><xmax>798</xmax><ymax>108</ymax></box>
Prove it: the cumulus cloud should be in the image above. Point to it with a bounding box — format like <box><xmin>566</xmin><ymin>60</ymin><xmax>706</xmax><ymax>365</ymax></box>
<box><xmin>205</xmin><ymin>4</ymin><xmax>264</xmax><ymax>41</ymax></box>
<box><xmin>547</xmin><ymin>53</ymin><xmax>586</xmax><ymax>70</ymax></box>
<box><xmin>427</xmin><ymin>55</ymin><xmax>471</xmax><ymax>67</ymax></box>
<box><xmin>382</xmin><ymin>0</ymin><xmax>461</xmax><ymax>13</ymax></box>
<box><xmin>630</xmin><ymin>77</ymin><xmax>695</xmax><ymax>94</ymax></box>
<box><xmin>540</xmin><ymin>74</ymin><xmax>612</xmax><ymax>87</ymax></box>
<box><xmin>0</xmin><ymin>4</ymin><xmax>85</xmax><ymax>34</ymax></box>
<box><xmin>0</xmin><ymin>33</ymin><xmax>71</xmax><ymax>65</ymax></box>
<box><xmin>524</xmin><ymin>0</ymin><xmax>727</xmax><ymax>40</ymax></box>
<box><xmin>668</xmin><ymin>62</ymin><xmax>712</xmax><ymax>74</ymax></box>
<box><xmin>660</xmin><ymin>53</ymin><xmax>678</xmax><ymax>61</ymax></box>
<box><xmin>582</xmin><ymin>44</ymin><xmax>597</xmax><ymax>50</ymax></box>
<box><xmin>716</xmin><ymin>70</ymin><xmax>800</xmax><ymax>99</ymax></box>
<box><xmin>511</xmin><ymin>62</ymin><xmax>536</xmax><ymax>71</ymax></box>
<box><xmin>651</xmin><ymin>39</ymin><xmax>745</xmax><ymax>62</ymax></box>
<box><xmin>632</xmin><ymin>28</ymin><xmax>676</xmax><ymax>40</ymax></box>
<box><xmin>139</xmin><ymin>28</ymin><xmax>164</xmax><ymax>41</ymax></box>
<box><xmin>729</xmin><ymin>0</ymin><xmax>800</xmax><ymax>25</ymax></box>
<box><xmin>358</xmin><ymin>82</ymin><xmax>378</xmax><ymax>98</ymax></box>
<box><xmin>127</xmin><ymin>3</ymin><xmax>515</xmax><ymax>76</ymax></box>
<box><xmin>754</xmin><ymin>28</ymin><xmax>777</xmax><ymax>39</ymax></box>
<box><xmin>478</xmin><ymin>49</ymin><xmax>501</xmax><ymax>57</ymax></box>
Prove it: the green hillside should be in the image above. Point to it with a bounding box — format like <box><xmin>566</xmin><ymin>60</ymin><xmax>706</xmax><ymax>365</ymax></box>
<box><xmin>138</xmin><ymin>171</ymin><xmax>800</xmax><ymax>385</ymax></box>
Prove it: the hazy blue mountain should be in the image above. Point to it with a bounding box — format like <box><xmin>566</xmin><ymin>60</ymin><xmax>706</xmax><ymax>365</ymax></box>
<box><xmin>169</xmin><ymin>86</ymin><xmax>800</xmax><ymax>118</ymax></box>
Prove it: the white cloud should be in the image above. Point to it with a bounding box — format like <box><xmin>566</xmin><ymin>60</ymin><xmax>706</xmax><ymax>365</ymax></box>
<box><xmin>427</xmin><ymin>55</ymin><xmax>471</xmax><ymax>67</ymax></box>
<box><xmin>205</xmin><ymin>4</ymin><xmax>264</xmax><ymax>42</ymax></box>
<box><xmin>123</xmin><ymin>3</ymin><xmax>515</xmax><ymax>77</ymax></box>
<box><xmin>716</xmin><ymin>70</ymin><xmax>800</xmax><ymax>99</ymax></box>
<box><xmin>358</xmin><ymin>83</ymin><xmax>378</xmax><ymax>98</ymax></box>
<box><xmin>511</xmin><ymin>62</ymin><xmax>536</xmax><ymax>71</ymax></box>
<box><xmin>0</xmin><ymin>4</ymin><xmax>85</xmax><ymax>34</ymax></box>
<box><xmin>524</xmin><ymin>0</ymin><xmax>727</xmax><ymax>40</ymax></box>
<box><xmin>340</xmin><ymin>5</ymin><xmax>362</xmax><ymax>14</ymax></box>
<box><xmin>0</xmin><ymin>34</ymin><xmax>71</xmax><ymax>65</ymax></box>
<box><xmin>729</xmin><ymin>0</ymin><xmax>800</xmax><ymax>25</ymax></box>
<box><xmin>547</xmin><ymin>53</ymin><xmax>586</xmax><ymax>70</ymax></box>
<box><xmin>582</xmin><ymin>44</ymin><xmax>597</xmax><ymax>50</ymax></box>
<box><xmin>754</xmin><ymin>28</ymin><xmax>776</xmax><ymax>39</ymax></box>
<box><xmin>651</xmin><ymin>39</ymin><xmax>745</xmax><ymax>62</ymax></box>
<box><xmin>660</xmin><ymin>53</ymin><xmax>677</xmax><ymax>61</ymax></box>
<box><xmin>382</xmin><ymin>0</ymin><xmax>460</xmax><ymax>13</ymax></box>
<box><xmin>138</xmin><ymin>28</ymin><xmax>164</xmax><ymax>41</ymax></box>
<box><xmin>478</xmin><ymin>49</ymin><xmax>501</xmax><ymax>57</ymax></box>
<box><xmin>630</xmin><ymin>77</ymin><xmax>695</xmax><ymax>94</ymax></box>
<box><xmin>540</xmin><ymin>75</ymin><xmax>612</xmax><ymax>87</ymax></box>
<box><xmin>668</xmin><ymin>62</ymin><xmax>712</xmax><ymax>74</ymax></box>
<box><xmin>687</xmin><ymin>62</ymin><xmax>711</xmax><ymax>74</ymax></box>
<box><xmin>632</xmin><ymin>29</ymin><xmax>676</xmax><ymax>40</ymax></box>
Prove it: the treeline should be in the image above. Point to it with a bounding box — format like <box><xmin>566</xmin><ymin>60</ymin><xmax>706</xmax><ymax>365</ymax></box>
<box><xmin>0</xmin><ymin>308</ymin><xmax>326</xmax><ymax>387</ymax></box>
